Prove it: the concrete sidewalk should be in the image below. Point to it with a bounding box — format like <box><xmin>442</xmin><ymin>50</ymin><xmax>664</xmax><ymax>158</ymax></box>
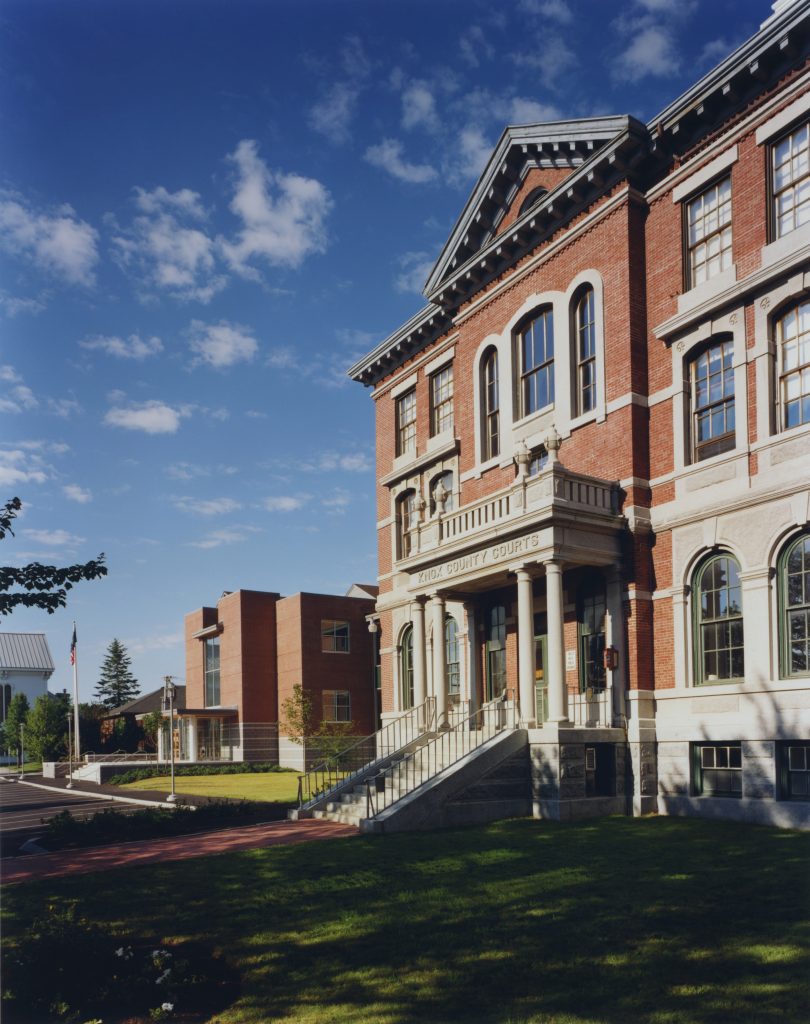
<box><xmin>1</xmin><ymin>817</ymin><xmax>359</xmax><ymax>885</ymax></box>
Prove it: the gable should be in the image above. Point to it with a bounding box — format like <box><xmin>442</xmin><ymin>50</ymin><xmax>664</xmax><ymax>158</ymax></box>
<box><xmin>423</xmin><ymin>116</ymin><xmax>636</xmax><ymax>298</ymax></box>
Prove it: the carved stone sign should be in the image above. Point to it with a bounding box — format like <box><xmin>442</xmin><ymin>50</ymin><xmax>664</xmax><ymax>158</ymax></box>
<box><xmin>414</xmin><ymin>530</ymin><xmax>544</xmax><ymax>587</ymax></box>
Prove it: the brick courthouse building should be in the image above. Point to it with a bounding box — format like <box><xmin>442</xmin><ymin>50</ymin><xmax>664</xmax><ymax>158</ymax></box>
<box><xmin>348</xmin><ymin>0</ymin><xmax>810</xmax><ymax>829</ymax></box>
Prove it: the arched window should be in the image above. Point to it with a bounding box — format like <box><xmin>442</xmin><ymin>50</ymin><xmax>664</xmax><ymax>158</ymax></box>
<box><xmin>519</xmin><ymin>186</ymin><xmax>548</xmax><ymax>216</ymax></box>
<box><xmin>578</xmin><ymin>574</ymin><xmax>606</xmax><ymax>693</ymax></box>
<box><xmin>445</xmin><ymin>616</ymin><xmax>460</xmax><ymax>702</ymax></box>
<box><xmin>481</xmin><ymin>348</ymin><xmax>500</xmax><ymax>461</ymax></box>
<box><xmin>401</xmin><ymin>625</ymin><xmax>414</xmax><ymax>710</ymax></box>
<box><xmin>778</xmin><ymin>297</ymin><xmax>810</xmax><ymax>430</ymax></box>
<box><xmin>572</xmin><ymin>286</ymin><xmax>597</xmax><ymax>416</ymax></box>
<box><xmin>689</xmin><ymin>336</ymin><xmax>735</xmax><ymax>461</ymax></box>
<box><xmin>517</xmin><ymin>308</ymin><xmax>554</xmax><ymax>418</ymax></box>
<box><xmin>779</xmin><ymin>531</ymin><xmax>810</xmax><ymax>677</ymax></box>
<box><xmin>397</xmin><ymin>490</ymin><xmax>417</xmax><ymax>559</ymax></box>
<box><xmin>430</xmin><ymin>471</ymin><xmax>454</xmax><ymax>515</ymax></box>
<box><xmin>486</xmin><ymin>605</ymin><xmax>507</xmax><ymax>701</ymax></box>
<box><xmin>694</xmin><ymin>554</ymin><xmax>744</xmax><ymax>684</ymax></box>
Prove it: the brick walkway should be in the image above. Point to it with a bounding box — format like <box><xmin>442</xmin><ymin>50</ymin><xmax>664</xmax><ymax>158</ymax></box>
<box><xmin>1</xmin><ymin>818</ymin><xmax>358</xmax><ymax>885</ymax></box>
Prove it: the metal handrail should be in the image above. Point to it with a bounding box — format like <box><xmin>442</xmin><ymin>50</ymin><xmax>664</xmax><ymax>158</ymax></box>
<box><xmin>297</xmin><ymin>697</ymin><xmax>437</xmax><ymax>809</ymax></box>
<box><xmin>365</xmin><ymin>697</ymin><xmax>517</xmax><ymax>820</ymax></box>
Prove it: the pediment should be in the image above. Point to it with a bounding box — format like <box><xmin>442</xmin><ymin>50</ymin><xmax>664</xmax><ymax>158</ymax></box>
<box><xmin>423</xmin><ymin>116</ymin><xmax>634</xmax><ymax>297</ymax></box>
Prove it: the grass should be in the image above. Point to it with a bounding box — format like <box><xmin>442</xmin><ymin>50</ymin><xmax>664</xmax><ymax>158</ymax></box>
<box><xmin>2</xmin><ymin>816</ymin><xmax>809</xmax><ymax>1024</ymax></box>
<box><xmin>120</xmin><ymin>771</ymin><xmax>301</xmax><ymax>803</ymax></box>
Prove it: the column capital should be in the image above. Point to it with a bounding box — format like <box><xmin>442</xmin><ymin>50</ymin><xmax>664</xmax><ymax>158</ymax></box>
<box><xmin>428</xmin><ymin>591</ymin><xmax>445</xmax><ymax>605</ymax></box>
<box><xmin>543</xmin><ymin>557</ymin><xmax>562</xmax><ymax>573</ymax></box>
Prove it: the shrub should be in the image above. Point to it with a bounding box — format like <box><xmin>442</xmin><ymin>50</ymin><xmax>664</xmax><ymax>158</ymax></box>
<box><xmin>2</xmin><ymin>901</ymin><xmax>237</xmax><ymax>1023</ymax></box>
<box><xmin>107</xmin><ymin>761</ymin><xmax>295</xmax><ymax>786</ymax></box>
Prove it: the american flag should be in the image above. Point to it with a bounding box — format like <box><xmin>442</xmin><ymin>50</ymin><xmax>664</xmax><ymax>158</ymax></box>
<box><xmin>70</xmin><ymin>625</ymin><xmax>77</xmax><ymax>666</ymax></box>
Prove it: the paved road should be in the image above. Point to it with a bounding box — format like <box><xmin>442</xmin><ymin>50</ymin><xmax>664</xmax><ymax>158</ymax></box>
<box><xmin>0</xmin><ymin>776</ymin><xmax>141</xmax><ymax>857</ymax></box>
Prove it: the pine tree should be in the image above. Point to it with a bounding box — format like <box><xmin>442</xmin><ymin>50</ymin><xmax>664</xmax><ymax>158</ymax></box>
<box><xmin>94</xmin><ymin>639</ymin><xmax>140</xmax><ymax>709</ymax></box>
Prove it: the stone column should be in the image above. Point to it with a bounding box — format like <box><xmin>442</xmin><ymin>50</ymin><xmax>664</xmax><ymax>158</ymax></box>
<box><xmin>430</xmin><ymin>593</ymin><xmax>447</xmax><ymax>727</ymax></box>
<box><xmin>545</xmin><ymin>559</ymin><xmax>568</xmax><ymax>723</ymax></box>
<box><xmin>516</xmin><ymin>567</ymin><xmax>536</xmax><ymax>726</ymax></box>
<box><xmin>412</xmin><ymin>598</ymin><xmax>427</xmax><ymax>712</ymax></box>
<box><xmin>464</xmin><ymin>602</ymin><xmax>480</xmax><ymax>719</ymax></box>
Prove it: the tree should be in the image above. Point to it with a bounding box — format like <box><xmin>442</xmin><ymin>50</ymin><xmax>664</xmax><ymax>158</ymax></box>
<box><xmin>94</xmin><ymin>639</ymin><xmax>140</xmax><ymax>709</ymax></box>
<box><xmin>24</xmin><ymin>693</ymin><xmax>69</xmax><ymax>762</ymax></box>
<box><xmin>280</xmin><ymin>683</ymin><xmax>313</xmax><ymax>746</ymax></box>
<box><xmin>0</xmin><ymin>497</ymin><xmax>107</xmax><ymax>614</ymax></box>
<box><xmin>5</xmin><ymin>693</ymin><xmax>29</xmax><ymax>765</ymax></box>
<box><xmin>141</xmin><ymin>709</ymin><xmax>165</xmax><ymax>752</ymax></box>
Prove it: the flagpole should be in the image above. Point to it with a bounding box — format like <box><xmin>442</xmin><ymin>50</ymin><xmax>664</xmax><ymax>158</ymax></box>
<box><xmin>72</xmin><ymin>620</ymin><xmax>81</xmax><ymax>762</ymax></box>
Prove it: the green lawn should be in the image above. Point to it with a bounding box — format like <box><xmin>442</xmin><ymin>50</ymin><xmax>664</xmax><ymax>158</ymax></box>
<box><xmin>2</xmin><ymin>816</ymin><xmax>809</xmax><ymax>1024</ymax></box>
<box><xmin>121</xmin><ymin>771</ymin><xmax>301</xmax><ymax>803</ymax></box>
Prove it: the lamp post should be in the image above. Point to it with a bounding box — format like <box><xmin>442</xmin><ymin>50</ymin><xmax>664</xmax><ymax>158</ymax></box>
<box><xmin>66</xmin><ymin>699</ymin><xmax>74</xmax><ymax>789</ymax></box>
<box><xmin>18</xmin><ymin>723</ymin><xmax>24</xmax><ymax>781</ymax></box>
<box><xmin>162</xmin><ymin>675</ymin><xmax>178</xmax><ymax>804</ymax></box>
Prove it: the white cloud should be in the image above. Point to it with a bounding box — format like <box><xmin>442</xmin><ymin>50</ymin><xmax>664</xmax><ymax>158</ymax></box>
<box><xmin>127</xmin><ymin>631</ymin><xmax>184</xmax><ymax>655</ymax></box>
<box><xmin>104</xmin><ymin>400</ymin><xmax>189</xmax><ymax>435</ymax></box>
<box><xmin>63</xmin><ymin>484</ymin><xmax>92</xmax><ymax>504</ymax></box>
<box><xmin>402</xmin><ymin>82</ymin><xmax>441</xmax><ymax>133</ymax></box>
<box><xmin>266</xmin><ymin>347</ymin><xmax>299</xmax><ymax>370</ymax></box>
<box><xmin>245</xmin><ymin>409</ymin><xmax>268</xmax><ymax>419</ymax></box>
<box><xmin>220</xmin><ymin>139</ymin><xmax>332</xmax><ymax>277</ymax></box>
<box><xmin>0</xmin><ymin>447</ymin><xmax>50</xmax><ymax>488</ymax></box>
<box><xmin>164</xmin><ymin>461</ymin><xmax>238</xmax><ymax>480</ymax></box>
<box><xmin>513</xmin><ymin>37</ymin><xmax>576</xmax><ymax>90</ymax></box>
<box><xmin>189</xmin><ymin>525</ymin><xmax>260</xmax><ymax>549</ymax></box>
<box><xmin>459</xmin><ymin>26</ymin><xmax>494</xmax><ymax>67</ymax></box>
<box><xmin>306</xmin><ymin>450</ymin><xmax>372</xmax><ymax>473</ymax></box>
<box><xmin>47</xmin><ymin>397</ymin><xmax>82</xmax><ymax>418</ymax></box>
<box><xmin>0</xmin><ymin>366</ymin><xmax>21</xmax><ymax>383</ymax></box>
<box><xmin>80</xmin><ymin>333</ymin><xmax>164</xmax><ymax>360</ymax></box>
<box><xmin>456</xmin><ymin>126</ymin><xmax>493</xmax><ymax>181</ymax></box>
<box><xmin>0</xmin><ymin>291</ymin><xmax>47</xmax><ymax>317</ymax></box>
<box><xmin>395</xmin><ymin>251</ymin><xmax>434</xmax><ymax>295</ymax></box>
<box><xmin>507</xmin><ymin>98</ymin><xmax>561</xmax><ymax>124</ymax></box>
<box><xmin>0</xmin><ymin>193</ymin><xmax>98</xmax><ymax>286</ymax></box>
<box><xmin>309</xmin><ymin>83</ymin><xmax>360</xmax><ymax>144</ymax></box>
<box><xmin>519</xmin><ymin>0</ymin><xmax>573</xmax><ymax>22</ymax></box>
<box><xmin>365</xmin><ymin>139</ymin><xmax>437</xmax><ymax>184</ymax></box>
<box><xmin>322</xmin><ymin>489</ymin><xmax>351</xmax><ymax>511</ymax></box>
<box><xmin>263</xmin><ymin>495</ymin><xmax>309</xmax><ymax>512</ymax></box>
<box><xmin>186</xmin><ymin>318</ymin><xmax>258</xmax><ymax>369</ymax></box>
<box><xmin>111</xmin><ymin>185</ymin><xmax>226</xmax><ymax>304</ymax></box>
<box><xmin>172</xmin><ymin>496</ymin><xmax>242</xmax><ymax>516</ymax></box>
<box><xmin>614</xmin><ymin>25</ymin><xmax>679</xmax><ymax>81</ymax></box>
<box><xmin>25</xmin><ymin>528</ymin><xmax>85</xmax><ymax>547</ymax></box>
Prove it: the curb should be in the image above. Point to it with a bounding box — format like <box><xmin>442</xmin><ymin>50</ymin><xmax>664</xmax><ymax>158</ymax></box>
<box><xmin>11</xmin><ymin>777</ymin><xmax>197</xmax><ymax>811</ymax></box>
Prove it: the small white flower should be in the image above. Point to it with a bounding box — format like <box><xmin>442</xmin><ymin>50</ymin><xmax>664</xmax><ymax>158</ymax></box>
<box><xmin>115</xmin><ymin>946</ymin><xmax>125</xmax><ymax>957</ymax></box>
<box><xmin>161</xmin><ymin>1003</ymin><xmax>174</xmax><ymax>1012</ymax></box>
<box><xmin>156</xmin><ymin>968</ymin><xmax>172</xmax><ymax>984</ymax></box>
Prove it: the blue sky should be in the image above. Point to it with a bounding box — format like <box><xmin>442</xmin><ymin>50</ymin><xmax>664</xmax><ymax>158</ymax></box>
<box><xmin>1</xmin><ymin>0</ymin><xmax>768</xmax><ymax>702</ymax></box>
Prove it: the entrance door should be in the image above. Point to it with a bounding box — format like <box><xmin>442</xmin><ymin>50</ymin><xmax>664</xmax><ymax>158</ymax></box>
<box><xmin>534</xmin><ymin>612</ymin><xmax>548</xmax><ymax>723</ymax></box>
<box><xmin>486</xmin><ymin>604</ymin><xmax>507</xmax><ymax>701</ymax></box>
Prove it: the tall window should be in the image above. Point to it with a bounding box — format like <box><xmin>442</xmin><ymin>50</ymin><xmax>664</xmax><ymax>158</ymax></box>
<box><xmin>772</xmin><ymin>121</ymin><xmax>809</xmax><ymax>239</ymax></box>
<box><xmin>486</xmin><ymin>604</ymin><xmax>507</xmax><ymax>701</ymax></box>
<box><xmin>780</xmin><ymin>532</ymin><xmax>810</xmax><ymax>677</ymax></box>
<box><xmin>517</xmin><ymin>308</ymin><xmax>554</xmax><ymax>417</ymax></box>
<box><xmin>401</xmin><ymin>625</ymin><xmax>414</xmax><ymax>709</ymax></box>
<box><xmin>398</xmin><ymin>490</ymin><xmax>417</xmax><ymax>559</ymax></box>
<box><xmin>322</xmin><ymin>690</ymin><xmax>351</xmax><ymax>723</ymax></box>
<box><xmin>780</xmin><ymin>742</ymin><xmax>810</xmax><ymax>800</ymax></box>
<box><xmin>694</xmin><ymin>554</ymin><xmax>744</xmax><ymax>684</ymax></box>
<box><xmin>690</xmin><ymin>337</ymin><xmax>735</xmax><ymax>461</ymax></box>
<box><xmin>445</xmin><ymin>617</ymin><xmax>460</xmax><ymax>702</ymax></box>
<box><xmin>778</xmin><ymin>298</ymin><xmax>810</xmax><ymax>429</ymax></box>
<box><xmin>396</xmin><ymin>389</ymin><xmax>417</xmax><ymax>457</ymax></box>
<box><xmin>482</xmin><ymin>348</ymin><xmax>500</xmax><ymax>460</ymax></box>
<box><xmin>204</xmin><ymin>636</ymin><xmax>221</xmax><ymax>707</ymax></box>
<box><xmin>573</xmin><ymin>286</ymin><xmax>597</xmax><ymax>415</ymax></box>
<box><xmin>321</xmin><ymin>619</ymin><xmax>350</xmax><ymax>653</ymax></box>
<box><xmin>686</xmin><ymin>177</ymin><xmax>732</xmax><ymax>287</ymax></box>
<box><xmin>430</xmin><ymin>365</ymin><xmax>453</xmax><ymax>436</ymax></box>
<box><xmin>578</xmin><ymin>576</ymin><xmax>606</xmax><ymax>693</ymax></box>
<box><xmin>430</xmin><ymin>471</ymin><xmax>454</xmax><ymax>515</ymax></box>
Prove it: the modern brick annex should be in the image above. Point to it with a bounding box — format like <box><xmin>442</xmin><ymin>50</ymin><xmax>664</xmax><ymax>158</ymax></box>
<box><xmin>349</xmin><ymin>0</ymin><xmax>810</xmax><ymax>829</ymax></box>
<box><xmin>180</xmin><ymin>587</ymin><xmax>377</xmax><ymax>770</ymax></box>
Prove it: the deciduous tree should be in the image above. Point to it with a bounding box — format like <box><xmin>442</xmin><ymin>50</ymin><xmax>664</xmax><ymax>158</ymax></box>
<box><xmin>0</xmin><ymin>497</ymin><xmax>107</xmax><ymax>614</ymax></box>
<box><xmin>5</xmin><ymin>693</ymin><xmax>30</xmax><ymax>765</ymax></box>
<box><xmin>24</xmin><ymin>693</ymin><xmax>69</xmax><ymax>763</ymax></box>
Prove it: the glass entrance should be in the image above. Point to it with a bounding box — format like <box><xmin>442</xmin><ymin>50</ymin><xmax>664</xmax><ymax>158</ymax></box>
<box><xmin>534</xmin><ymin>613</ymin><xmax>548</xmax><ymax>723</ymax></box>
<box><xmin>486</xmin><ymin>605</ymin><xmax>507</xmax><ymax>701</ymax></box>
<box><xmin>197</xmin><ymin>718</ymin><xmax>222</xmax><ymax>761</ymax></box>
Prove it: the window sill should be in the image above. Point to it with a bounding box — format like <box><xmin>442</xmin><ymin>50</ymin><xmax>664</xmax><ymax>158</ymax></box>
<box><xmin>761</xmin><ymin>221</ymin><xmax>810</xmax><ymax>267</ymax></box>
<box><xmin>677</xmin><ymin>264</ymin><xmax>737</xmax><ymax>315</ymax></box>
<box><xmin>513</xmin><ymin>404</ymin><xmax>555</xmax><ymax>433</ymax></box>
<box><xmin>381</xmin><ymin>437</ymin><xmax>459</xmax><ymax>487</ymax></box>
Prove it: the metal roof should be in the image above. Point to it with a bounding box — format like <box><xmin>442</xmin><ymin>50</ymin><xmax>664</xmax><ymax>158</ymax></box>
<box><xmin>0</xmin><ymin>633</ymin><xmax>55</xmax><ymax>673</ymax></box>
